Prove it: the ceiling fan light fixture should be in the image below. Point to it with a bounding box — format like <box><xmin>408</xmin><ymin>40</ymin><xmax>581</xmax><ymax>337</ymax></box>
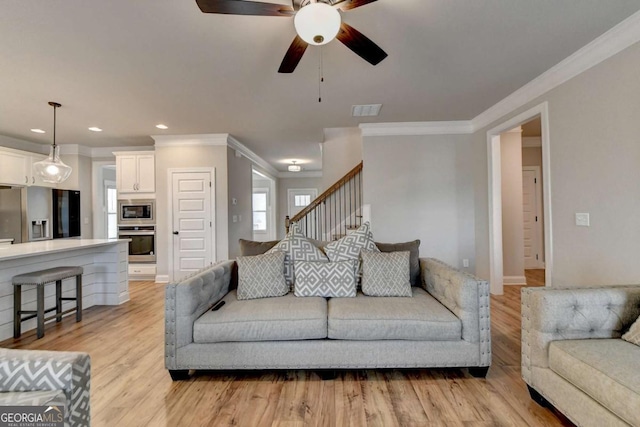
<box><xmin>294</xmin><ymin>2</ymin><xmax>341</xmax><ymax>46</ymax></box>
<box><xmin>33</xmin><ymin>102</ymin><xmax>72</xmax><ymax>184</ymax></box>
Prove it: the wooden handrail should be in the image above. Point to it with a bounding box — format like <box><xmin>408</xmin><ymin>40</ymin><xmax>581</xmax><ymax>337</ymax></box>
<box><xmin>290</xmin><ymin>161</ymin><xmax>363</xmax><ymax>224</ymax></box>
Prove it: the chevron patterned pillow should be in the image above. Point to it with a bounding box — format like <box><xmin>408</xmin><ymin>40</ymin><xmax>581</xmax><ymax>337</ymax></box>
<box><xmin>266</xmin><ymin>224</ymin><xmax>328</xmax><ymax>288</ymax></box>
<box><xmin>361</xmin><ymin>250</ymin><xmax>412</xmax><ymax>297</ymax></box>
<box><xmin>294</xmin><ymin>260</ymin><xmax>357</xmax><ymax>298</ymax></box>
<box><xmin>622</xmin><ymin>315</ymin><xmax>640</xmax><ymax>346</ymax></box>
<box><xmin>237</xmin><ymin>252</ymin><xmax>288</xmax><ymax>300</ymax></box>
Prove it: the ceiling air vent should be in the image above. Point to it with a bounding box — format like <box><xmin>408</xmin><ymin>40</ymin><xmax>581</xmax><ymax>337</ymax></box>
<box><xmin>351</xmin><ymin>104</ymin><xmax>382</xmax><ymax>117</ymax></box>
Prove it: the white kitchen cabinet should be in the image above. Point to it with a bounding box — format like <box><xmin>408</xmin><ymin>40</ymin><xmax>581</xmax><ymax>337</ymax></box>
<box><xmin>0</xmin><ymin>148</ymin><xmax>29</xmax><ymax>186</ymax></box>
<box><xmin>114</xmin><ymin>152</ymin><xmax>155</xmax><ymax>196</ymax></box>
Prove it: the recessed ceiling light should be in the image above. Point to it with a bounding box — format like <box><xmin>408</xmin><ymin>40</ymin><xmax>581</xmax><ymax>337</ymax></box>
<box><xmin>156</xmin><ymin>124</ymin><xmax>168</xmax><ymax>130</ymax></box>
<box><xmin>352</xmin><ymin>104</ymin><xmax>383</xmax><ymax>117</ymax></box>
<box><xmin>88</xmin><ymin>127</ymin><xmax>102</xmax><ymax>132</ymax></box>
<box><xmin>30</xmin><ymin>129</ymin><xmax>45</xmax><ymax>134</ymax></box>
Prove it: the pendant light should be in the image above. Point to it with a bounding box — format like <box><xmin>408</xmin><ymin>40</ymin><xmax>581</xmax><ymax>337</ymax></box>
<box><xmin>288</xmin><ymin>161</ymin><xmax>302</xmax><ymax>172</ymax></box>
<box><xmin>33</xmin><ymin>102</ymin><xmax>72</xmax><ymax>184</ymax></box>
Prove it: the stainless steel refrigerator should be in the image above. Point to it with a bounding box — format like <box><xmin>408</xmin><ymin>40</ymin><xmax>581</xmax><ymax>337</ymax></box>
<box><xmin>0</xmin><ymin>186</ymin><xmax>52</xmax><ymax>243</ymax></box>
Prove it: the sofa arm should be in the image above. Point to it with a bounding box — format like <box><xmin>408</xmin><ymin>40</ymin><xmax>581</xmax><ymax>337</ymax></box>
<box><xmin>521</xmin><ymin>286</ymin><xmax>640</xmax><ymax>384</ymax></box>
<box><xmin>165</xmin><ymin>260</ymin><xmax>235</xmax><ymax>369</ymax></box>
<box><xmin>420</xmin><ymin>258</ymin><xmax>491</xmax><ymax>366</ymax></box>
<box><xmin>0</xmin><ymin>348</ymin><xmax>91</xmax><ymax>426</ymax></box>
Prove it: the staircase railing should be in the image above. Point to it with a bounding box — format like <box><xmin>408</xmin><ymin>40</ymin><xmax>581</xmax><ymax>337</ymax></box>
<box><xmin>286</xmin><ymin>161</ymin><xmax>363</xmax><ymax>241</ymax></box>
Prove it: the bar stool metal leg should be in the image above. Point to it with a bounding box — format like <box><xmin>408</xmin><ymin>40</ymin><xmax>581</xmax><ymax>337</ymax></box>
<box><xmin>36</xmin><ymin>285</ymin><xmax>45</xmax><ymax>339</ymax></box>
<box><xmin>76</xmin><ymin>274</ymin><xmax>82</xmax><ymax>322</ymax></box>
<box><xmin>56</xmin><ymin>280</ymin><xmax>62</xmax><ymax>322</ymax></box>
<box><xmin>14</xmin><ymin>285</ymin><xmax>21</xmax><ymax>339</ymax></box>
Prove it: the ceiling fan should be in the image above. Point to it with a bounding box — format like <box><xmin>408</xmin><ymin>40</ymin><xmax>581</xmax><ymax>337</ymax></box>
<box><xmin>196</xmin><ymin>0</ymin><xmax>388</xmax><ymax>73</ymax></box>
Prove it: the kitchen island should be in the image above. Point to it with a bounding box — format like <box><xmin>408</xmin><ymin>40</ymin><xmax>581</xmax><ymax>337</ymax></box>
<box><xmin>0</xmin><ymin>239</ymin><xmax>129</xmax><ymax>341</ymax></box>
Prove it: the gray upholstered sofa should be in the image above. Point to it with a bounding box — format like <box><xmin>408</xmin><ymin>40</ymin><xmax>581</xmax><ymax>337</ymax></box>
<box><xmin>0</xmin><ymin>348</ymin><xmax>91</xmax><ymax>427</ymax></box>
<box><xmin>165</xmin><ymin>258</ymin><xmax>491</xmax><ymax>380</ymax></box>
<box><xmin>521</xmin><ymin>286</ymin><xmax>640</xmax><ymax>427</ymax></box>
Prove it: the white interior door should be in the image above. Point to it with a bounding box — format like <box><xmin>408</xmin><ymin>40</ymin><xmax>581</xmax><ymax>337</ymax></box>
<box><xmin>522</xmin><ymin>168</ymin><xmax>543</xmax><ymax>269</ymax></box>
<box><xmin>171</xmin><ymin>171</ymin><xmax>214</xmax><ymax>281</ymax></box>
<box><xmin>288</xmin><ymin>188</ymin><xmax>317</xmax><ymax>217</ymax></box>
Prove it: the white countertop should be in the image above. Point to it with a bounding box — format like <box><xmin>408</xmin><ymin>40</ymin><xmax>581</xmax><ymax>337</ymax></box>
<box><xmin>0</xmin><ymin>239</ymin><xmax>128</xmax><ymax>261</ymax></box>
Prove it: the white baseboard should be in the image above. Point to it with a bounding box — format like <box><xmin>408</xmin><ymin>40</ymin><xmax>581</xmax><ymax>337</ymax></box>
<box><xmin>155</xmin><ymin>274</ymin><xmax>170</xmax><ymax>284</ymax></box>
<box><xmin>503</xmin><ymin>275</ymin><xmax>527</xmax><ymax>285</ymax></box>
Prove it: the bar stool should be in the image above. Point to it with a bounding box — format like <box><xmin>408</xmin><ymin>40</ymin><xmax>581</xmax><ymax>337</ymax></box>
<box><xmin>12</xmin><ymin>266</ymin><xmax>83</xmax><ymax>339</ymax></box>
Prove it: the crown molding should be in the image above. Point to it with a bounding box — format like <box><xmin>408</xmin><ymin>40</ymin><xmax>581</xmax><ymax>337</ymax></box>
<box><xmin>278</xmin><ymin>171</ymin><xmax>323</xmax><ymax>179</ymax></box>
<box><xmin>152</xmin><ymin>133</ymin><xmax>228</xmax><ymax>147</ymax></box>
<box><xmin>226</xmin><ymin>135</ymin><xmax>279</xmax><ymax>177</ymax></box>
<box><xmin>94</xmin><ymin>146</ymin><xmax>153</xmax><ymax>158</ymax></box>
<box><xmin>359</xmin><ymin>121</ymin><xmax>474</xmax><ymax>137</ymax></box>
<box><xmin>471</xmin><ymin>10</ymin><xmax>640</xmax><ymax>131</ymax></box>
<box><xmin>58</xmin><ymin>144</ymin><xmax>93</xmax><ymax>157</ymax></box>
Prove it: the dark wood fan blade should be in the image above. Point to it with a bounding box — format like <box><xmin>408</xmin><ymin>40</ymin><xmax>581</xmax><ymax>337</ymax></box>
<box><xmin>336</xmin><ymin>22</ymin><xmax>387</xmax><ymax>66</ymax></box>
<box><xmin>196</xmin><ymin>0</ymin><xmax>294</xmax><ymax>16</ymax></box>
<box><xmin>278</xmin><ymin>36</ymin><xmax>308</xmax><ymax>73</ymax></box>
<box><xmin>335</xmin><ymin>0</ymin><xmax>378</xmax><ymax>11</ymax></box>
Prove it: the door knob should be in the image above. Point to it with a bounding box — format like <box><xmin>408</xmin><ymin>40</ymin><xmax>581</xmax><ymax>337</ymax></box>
<box><xmin>173</xmin><ymin>231</ymin><xmax>179</xmax><ymax>235</ymax></box>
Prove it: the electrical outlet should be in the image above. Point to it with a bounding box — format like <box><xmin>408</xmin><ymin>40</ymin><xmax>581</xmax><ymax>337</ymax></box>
<box><xmin>462</xmin><ymin>259</ymin><xmax>469</xmax><ymax>268</ymax></box>
<box><xmin>575</xmin><ymin>213</ymin><xmax>590</xmax><ymax>227</ymax></box>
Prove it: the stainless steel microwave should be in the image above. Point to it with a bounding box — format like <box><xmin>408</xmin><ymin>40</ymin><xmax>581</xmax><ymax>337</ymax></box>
<box><xmin>118</xmin><ymin>199</ymin><xmax>155</xmax><ymax>225</ymax></box>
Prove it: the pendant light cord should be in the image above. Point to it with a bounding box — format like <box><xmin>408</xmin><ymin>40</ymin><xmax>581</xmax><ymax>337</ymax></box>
<box><xmin>52</xmin><ymin>104</ymin><xmax>57</xmax><ymax>149</ymax></box>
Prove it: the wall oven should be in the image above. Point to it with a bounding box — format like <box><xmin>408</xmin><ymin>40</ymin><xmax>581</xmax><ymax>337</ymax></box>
<box><xmin>118</xmin><ymin>225</ymin><xmax>156</xmax><ymax>263</ymax></box>
<box><xmin>118</xmin><ymin>199</ymin><xmax>155</xmax><ymax>225</ymax></box>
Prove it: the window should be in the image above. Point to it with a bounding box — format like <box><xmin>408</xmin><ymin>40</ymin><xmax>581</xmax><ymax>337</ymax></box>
<box><xmin>295</xmin><ymin>194</ymin><xmax>311</xmax><ymax>207</ymax></box>
<box><xmin>253</xmin><ymin>191</ymin><xmax>268</xmax><ymax>232</ymax></box>
<box><xmin>106</xmin><ymin>187</ymin><xmax>118</xmax><ymax>238</ymax></box>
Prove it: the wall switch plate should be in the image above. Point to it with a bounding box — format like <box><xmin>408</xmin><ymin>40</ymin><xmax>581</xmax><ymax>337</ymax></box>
<box><xmin>462</xmin><ymin>259</ymin><xmax>469</xmax><ymax>268</ymax></box>
<box><xmin>232</xmin><ymin>215</ymin><xmax>238</xmax><ymax>223</ymax></box>
<box><xmin>575</xmin><ymin>213</ymin><xmax>590</xmax><ymax>227</ymax></box>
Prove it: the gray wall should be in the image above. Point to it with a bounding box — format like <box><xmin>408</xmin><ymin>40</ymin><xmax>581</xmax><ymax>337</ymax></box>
<box><xmin>155</xmin><ymin>144</ymin><xmax>229</xmax><ymax>279</ymax></box>
<box><xmin>522</xmin><ymin>147</ymin><xmax>542</xmax><ymax>167</ymax></box>
<box><xmin>473</xmin><ymin>40</ymin><xmax>640</xmax><ymax>287</ymax></box>
<box><xmin>362</xmin><ymin>134</ymin><xmax>475</xmax><ymax>270</ymax></box>
<box><xmin>227</xmin><ymin>148</ymin><xmax>253</xmax><ymax>259</ymax></box>
<box><xmin>321</xmin><ymin>127</ymin><xmax>362</xmax><ymax>191</ymax></box>
<box><xmin>500</xmin><ymin>130</ymin><xmax>524</xmax><ymax>279</ymax></box>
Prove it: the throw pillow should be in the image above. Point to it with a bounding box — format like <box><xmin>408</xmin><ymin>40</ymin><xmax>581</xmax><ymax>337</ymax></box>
<box><xmin>622</xmin><ymin>315</ymin><xmax>640</xmax><ymax>346</ymax></box>
<box><xmin>376</xmin><ymin>240</ymin><xmax>421</xmax><ymax>286</ymax></box>
<box><xmin>323</xmin><ymin>222</ymin><xmax>379</xmax><ymax>262</ymax></box>
<box><xmin>239</xmin><ymin>239</ymin><xmax>280</xmax><ymax>256</ymax></box>
<box><xmin>266</xmin><ymin>224</ymin><xmax>328</xmax><ymax>288</ymax></box>
<box><xmin>236</xmin><ymin>252</ymin><xmax>288</xmax><ymax>300</ymax></box>
<box><xmin>361</xmin><ymin>250</ymin><xmax>412</xmax><ymax>297</ymax></box>
<box><xmin>294</xmin><ymin>260</ymin><xmax>357</xmax><ymax>298</ymax></box>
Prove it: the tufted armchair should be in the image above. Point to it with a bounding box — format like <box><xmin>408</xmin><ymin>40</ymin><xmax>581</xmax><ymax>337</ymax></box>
<box><xmin>0</xmin><ymin>348</ymin><xmax>91</xmax><ymax>427</ymax></box>
<box><xmin>521</xmin><ymin>286</ymin><xmax>640</xmax><ymax>427</ymax></box>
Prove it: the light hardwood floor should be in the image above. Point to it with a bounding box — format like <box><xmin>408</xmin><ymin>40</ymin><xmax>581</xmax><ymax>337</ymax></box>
<box><xmin>2</xmin><ymin>278</ymin><xmax>572</xmax><ymax>426</ymax></box>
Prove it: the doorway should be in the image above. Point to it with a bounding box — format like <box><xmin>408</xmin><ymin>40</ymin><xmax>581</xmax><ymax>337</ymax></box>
<box><xmin>487</xmin><ymin>102</ymin><xmax>552</xmax><ymax>295</ymax></box>
<box><xmin>168</xmin><ymin>168</ymin><xmax>215</xmax><ymax>282</ymax></box>
<box><xmin>252</xmin><ymin>168</ymin><xmax>276</xmax><ymax>241</ymax></box>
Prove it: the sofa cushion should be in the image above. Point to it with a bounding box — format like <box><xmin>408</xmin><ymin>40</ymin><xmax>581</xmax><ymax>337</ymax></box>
<box><xmin>548</xmin><ymin>339</ymin><xmax>640</xmax><ymax>426</ymax></box>
<box><xmin>236</xmin><ymin>252</ymin><xmax>288</xmax><ymax>300</ymax></box>
<box><xmin>294</xmin><ymin>260</ymin><xmax>357</xmax><ymax>298</ymax></box>
<box><xmin>193</xmin><ymin>290</ymin><xmax>327</xmax><ymax>343</ymax></box>
<box><xmin>375</xmin><ymin>240</ymin><xmax>421</xmax><ymax>286</ymax></box>
<box><xmin>622</xmin><ymin>314</ymin><xmax>640</xmax><ymax>346</ymax></box>
<box><xmin>267</xmin><ymin>224</ymin><xmax>328</xmax><ymax>288</ymax></box>
<box><xmin>361</xmin><ymin>250</ymin><xmax>412</xmax><ymax>297</ymax></box>
<box><xmin>239</xmin><ymin>239</ymin><xmax>280</xmax><ymax>256</ymax></box>
<box><xmin>327</xmin><ymin>287</ymin><xmax>461</xmax><ymax>341</ymax></box>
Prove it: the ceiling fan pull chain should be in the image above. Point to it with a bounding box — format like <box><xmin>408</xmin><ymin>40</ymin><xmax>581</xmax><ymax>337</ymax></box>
<box><xmin>318</xmin><ymin>46</ymin><xmax>324</xmax><ymax>102</ymax></box>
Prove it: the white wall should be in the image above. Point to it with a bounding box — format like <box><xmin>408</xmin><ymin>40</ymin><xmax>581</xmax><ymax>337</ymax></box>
<box><xmin>474</xmin><ymin>40</ymin><xmax>640</xmax><ymax>287</ymax></box>
<box><xmin>321</xmin><ymin>127</ymin><xmax>362</xmax><ymax>191</ymax></box>
<box><xmin>500</xmin><ymin>129</ymin><xmax>525</xmax><ymax>281</ymax></box>
<box><xmin>227</xmin><ymin>148</ymin><xmax>253</xmax><ymax>258</ymax></box>
<box><xmin>362</xmin><ymin>134</ymin><xmax>475</xmax><ymax>270</ymax></box>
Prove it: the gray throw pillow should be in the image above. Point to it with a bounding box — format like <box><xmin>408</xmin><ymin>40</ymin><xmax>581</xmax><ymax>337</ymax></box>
<box><xmin>324</xmin><ymin>222</ymin><xmax>379</xmax><ymax>262</ymax></box>
<box><xmin>239</xmin><ymin>239</ymin><xmax>280</xmax><ymax>256</ymax></box>
<box><xmin>236</xmin><ymin>252</ymin><xmax>288</xmax><ymax>300</ymax></box>
<box><xmin>294</xmin><ymin>260</ymin><xmax>357</xmax><ymax>298</ymax></box>
<box><xmin>622</xmin><ymin>315</ymin><xmax>640</xmax><ymax>346</ymax></box>
<box><xmin>361</xmin><ymin>250</ymin><xmax>412</xmax><ymax>297</ymax></box>
<box><xmin>375</xmin><ymin>240</ymin><xmax>421</xmax><ymax>286</ymax></box>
